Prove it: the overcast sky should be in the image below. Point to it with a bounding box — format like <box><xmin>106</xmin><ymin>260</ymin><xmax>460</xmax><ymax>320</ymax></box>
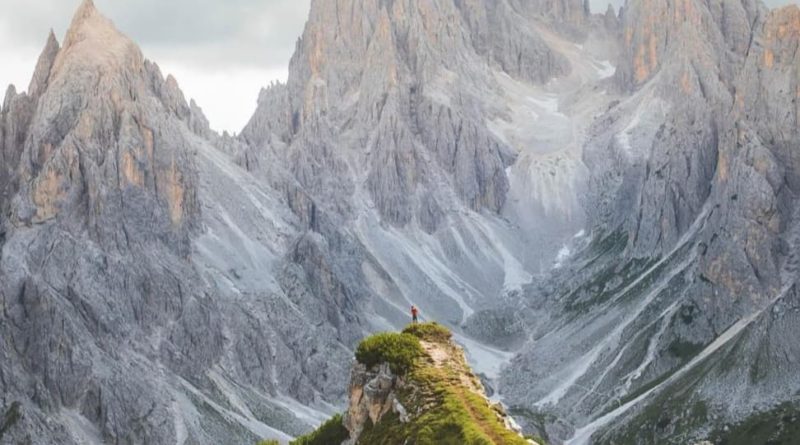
<box><xmin>1</xmin><ymin>0</ymin><xmax>797</xmax><ymax>133</ymax></box>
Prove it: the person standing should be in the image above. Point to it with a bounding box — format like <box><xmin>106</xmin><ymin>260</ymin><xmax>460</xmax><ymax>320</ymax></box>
<box><xmin>411</xmin><ymin>305</ymin><xmax>419</xmax><ymax>323</ymax></box>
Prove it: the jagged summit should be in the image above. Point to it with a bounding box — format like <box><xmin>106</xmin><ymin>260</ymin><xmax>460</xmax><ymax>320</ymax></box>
<box><xmin>70</xmin><ymin>0</ymin><xmax>96</xmax><ymax>22</ymax></box>
<box><xmin>51</xmin><ymin>0</ymin><xmax>142</xmax><ymax>78</ymax></box>
<box><xmin>27</xmin><ymin>30</ymin><xmax>60</xmax><ymax>98</ymax></box>
<box><xmin>616</xmin><ymin>0</ymin><xmax>763</xmax><ymax>89</ymax></box>
<box><xmin>7</xmin><ymin>0</ymin><xmax>200</xmax><ymax>231</ymax></box>
<box><xmin>241</xmin><ymin>0</ymin><xmax>595</xmax><ymax>232</ymax></box>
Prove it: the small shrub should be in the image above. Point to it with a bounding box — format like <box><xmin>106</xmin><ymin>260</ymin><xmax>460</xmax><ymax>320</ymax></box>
<box><xmin>355</xmin><ymin>332</ymin><xmax>424</xmax><ymax>374</ymax></box>
<box><xmin>290</xmin><ymin>414</ymin><xmax>349</xmax><ymax>445</ymax></box>
<box><xmin>403</xmin><ymin>322</ymin><xmax>452</xmax><ymax>343</ymax></box>
<box><xmin>256</xmin><ymin>441</ymin><xmax>280</xmax><ymax>445</ymax></box>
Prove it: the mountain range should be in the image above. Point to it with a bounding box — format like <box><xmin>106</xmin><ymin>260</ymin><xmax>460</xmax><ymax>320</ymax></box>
<box><xmin>1</xmin><ymin>0</ymin><xmax>799</xmax><ymax>444</ymax></box>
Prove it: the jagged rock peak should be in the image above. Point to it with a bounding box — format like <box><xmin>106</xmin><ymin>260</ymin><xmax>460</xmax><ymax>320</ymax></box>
<box><xmin>8</xmin><ymin>0</ymin><xmax>201</xmax><ymax>234</ymax></box>
<box><xmin>74</xmin><ymin>0</ymin><xmax>97</xmax><ymax>17</ymax></box>
<box><xmin>617</xmin><ymin>0</ymin><xmax>762</xmax><ymax>88</ymax></box>
<box><xmin>602</xmin><ymin>3</ymin><xmax>620</xmax><ymax>29</ymax></box>
<box><xmin>52</xmin><ymin>0</ymin><xmax>142</xmax><ymax>77</ymax></box>
<box><xmin>2</xmin><ymin>85</ymin><xmax>16</xmax><ymax>112</ymax></box>
<box><xmin>27</xmin><ymin>30</ymin><xmax>60</xmax><ymax>98</ymax></box>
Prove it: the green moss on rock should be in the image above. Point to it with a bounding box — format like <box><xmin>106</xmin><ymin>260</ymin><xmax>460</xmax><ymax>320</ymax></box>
<box><xmin>356</xmin><ymin>325</ymin><xmax>531</xmax><ymax>445</ymax></box>
<box><xmin>297</xmin><ymin>324</ymin><xmax>534</xmax><ymax>445</ymax></box>
<box><xmin>403</xmin><ymin>322</ymin><xmax>453</xmax><ymax>343</ymax></box>
<box><xmin>356</xmin><ymin>332</ymin><xmax>425</xmax><ymax>374</ymax></box>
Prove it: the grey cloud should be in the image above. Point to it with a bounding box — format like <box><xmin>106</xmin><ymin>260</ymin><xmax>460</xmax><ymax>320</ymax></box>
<box><xmin>0</xmin><ymin>0</ymin><xmax>311</xmax><ymax>72</ymax></box>
<box><xmin>2</xmin><ymin>0</ymin><xmax>798</xmax><ymax>74</ymax></box>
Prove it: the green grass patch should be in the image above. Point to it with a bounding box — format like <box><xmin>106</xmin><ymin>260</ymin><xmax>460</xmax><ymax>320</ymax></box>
<box><xmin>288</xmin><ymin>414</ymin><xmax>349</xmax><ymax>445</ymax></box>
<box><xmin>357</xmin><ymin>363</ymin><xmax>530</xmax><ymax>445</ymax></box>
<box><xmin>356</xmin><ymin>332</ymin><xmax>425</xmax><ymax>374</ymax></box>
<box><xmin>403</xmin><ymin>322</ymin><xmax>452</xmax><ymax>343</ymax></box>
<box><xmin>299</xmin><ymin>326</ymin><xmax>531</xmax><ymax>445</ymax></box>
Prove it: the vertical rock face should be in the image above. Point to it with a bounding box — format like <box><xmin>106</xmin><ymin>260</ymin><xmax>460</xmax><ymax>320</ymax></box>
<box><xmin>0</xmin><ymin>86</ymin><xmax>30</xmax><ymax>224</ymax></box>
<box><xmin>0</xmin><ymin>28</ymin><xmax>58</xmax><ymax>234</ymax></box>
<box><xmin>586</xmin><ymin>0</ymin><xmax>765</xmax><ymax>258</ymax></box>
<box><xmin>241</xmin><ymin>0</ymin><xmax>578</xmax><ymax>230</ymax></box>
<box><xmin>738</xmin><ymin>5</ymin><xmax>800</xmax><ymax>158</ymax></box>
<box><xmin>12</xmin><ymin>0</ymin><xmax>199</xmax><ymax>246</ymax></box>
<box><xmin>343</xmin><ymin>363</ymin><xmax>401</xmax><ymax>443</ymax></box>
<box><xmin>510</xmin><ymin>0</ymin><xmax>589</xmax><ymax>34</ymax></box>
<box><xmin>616</xmin><ymin>0</ymin><xmax>762</xmax><ymax>89</ymax></box>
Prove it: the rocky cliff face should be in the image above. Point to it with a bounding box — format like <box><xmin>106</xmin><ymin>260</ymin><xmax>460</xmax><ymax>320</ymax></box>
<box><xmin>342</xmin><ymin>363</ymin><xmax>408</xmax><ymax>443</ymax></box>
<box><xmin>0</xmin><ymin>2</ymin><xmax>214</xmax><ymax>443</ymax></box>
<box><xmin>240</xmin><ymin>0</ymin><xmax>587</xmax><ymax>228</ymax></box>
<box><xmin>499</xmin><ymin>2</ymin><xmax>800</xmax><ymax>444</ymax></box>
<box><xmin>236</xmin><ymin>0</ymin><xmax>624</xmax><ymax>341</ymax></box>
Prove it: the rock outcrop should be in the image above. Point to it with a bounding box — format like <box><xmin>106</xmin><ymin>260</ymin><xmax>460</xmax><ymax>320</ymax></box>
<box><xmin>343</xmin><ymin>363</ymin><xmax>408</xmax><ymax>444</ymax></box>
<box><xmin>297</xmin><ymin>324</ymin><xmax>537</xmax><ymax>445</ymax></box>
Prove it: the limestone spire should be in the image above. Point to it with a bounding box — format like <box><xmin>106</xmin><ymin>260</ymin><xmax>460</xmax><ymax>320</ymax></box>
<box><xmin>51</xmin><ymin>0</ymin><xmax>142</xmax><ymax>77</ymax></box>
<box><xmin>27</xmin><ymin>29</ymin><xmax>60</xmax><ymax>98</ymax></box>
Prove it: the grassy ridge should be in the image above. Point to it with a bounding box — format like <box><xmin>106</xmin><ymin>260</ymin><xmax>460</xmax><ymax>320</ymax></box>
<box><xmin>280</xmin><ymin>323</ymin><xmax>532</xmax><ymax>445</ymax></box>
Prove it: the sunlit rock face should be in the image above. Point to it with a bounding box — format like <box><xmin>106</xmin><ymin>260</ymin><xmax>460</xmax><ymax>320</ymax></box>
<box><xmin>11</xmin><ymin>0</ymin><xmax>200</xmax><ymax>243</ymax></box>
<box><xmin>617</xmin><ymin>0</ymin><xmax>761</xmax><ymax>89</ymax></box>
<box><xmin>241</xmin><ymin>0</ymin><xmax>587</xmax><ymax>229</ymax></box>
